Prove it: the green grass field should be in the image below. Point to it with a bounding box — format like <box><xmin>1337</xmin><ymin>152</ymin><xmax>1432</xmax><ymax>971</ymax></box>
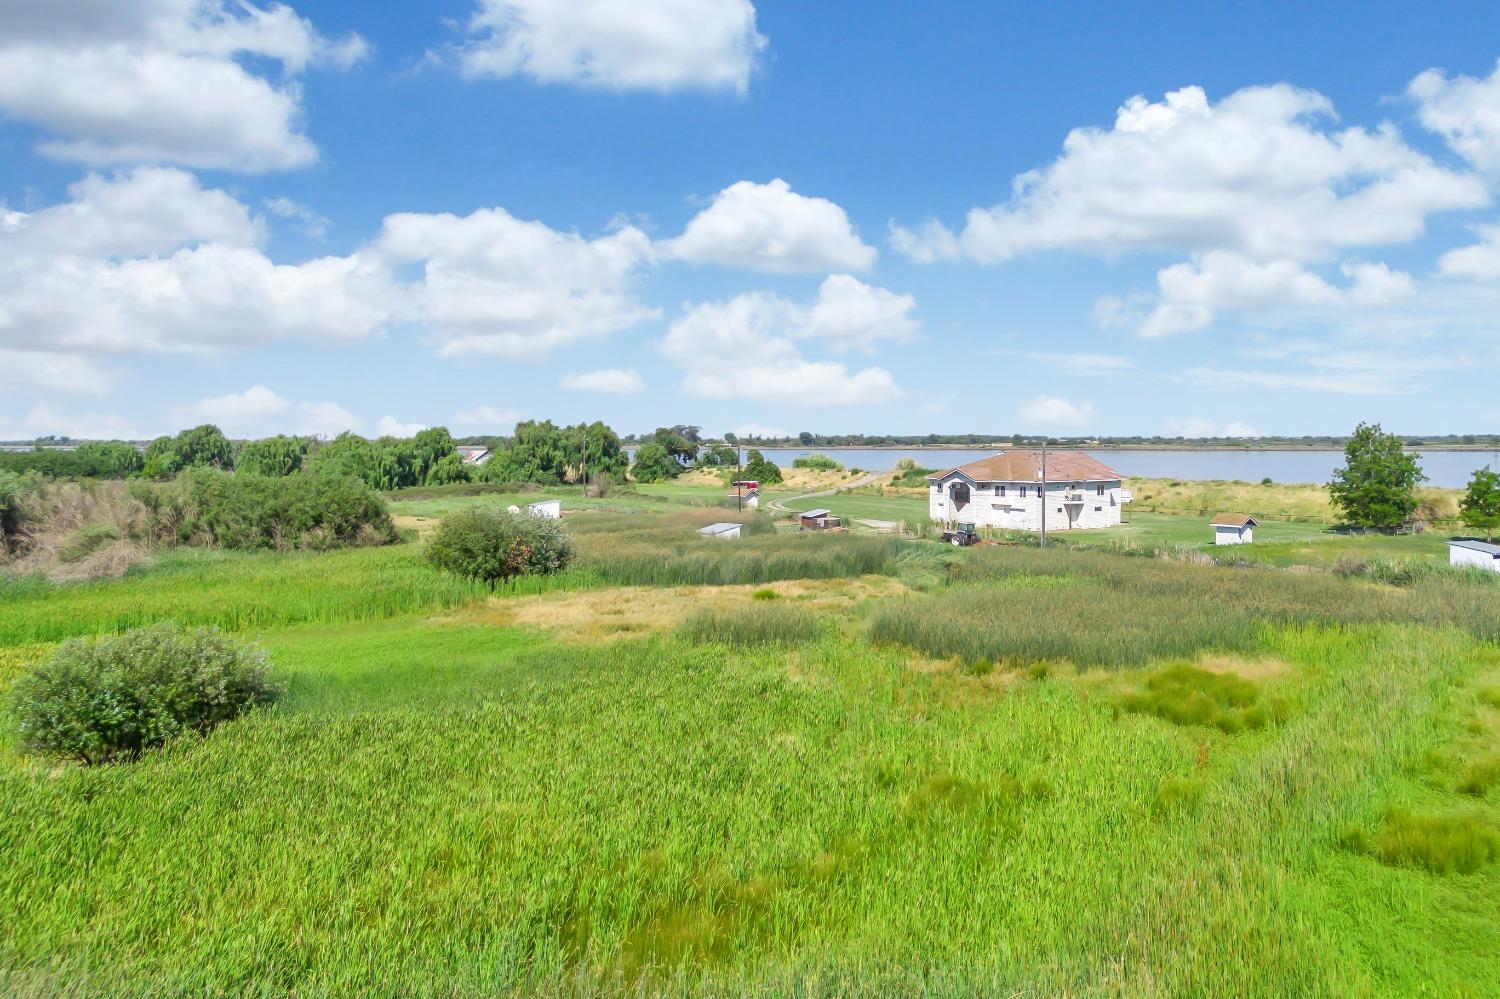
<box><xmin>2</xmin><ymin>506</ymin><xmax>1497</xmax><ymax>996</ymax></box>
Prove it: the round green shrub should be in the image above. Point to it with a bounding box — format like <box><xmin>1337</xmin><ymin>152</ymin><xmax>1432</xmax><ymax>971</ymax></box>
<box><xmin>9</xmin><ymin>623</ymin><xmax>280</xmax><ymax>765</ymax></box>
<box><xmin>425</xmin><ymin>507</ymin><xmax>575</xmax><ymax>584</ymax></box>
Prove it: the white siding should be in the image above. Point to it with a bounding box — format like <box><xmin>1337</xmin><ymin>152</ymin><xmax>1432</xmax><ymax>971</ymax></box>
<box><xmin>1214</xmin><ymin>525</ymin><xmax>1252</xmax><ymax>545</ymax></box>
<box><xmin>527</xmin><ymin>500</ymin><xmax>562</xmax><ymax>519</ymax></box>
<box><xmin>929</xmin><ymin>478</ymin><xmax>1124</xmax><ymax>532</ymax></box>
<box><xmin>1449</xmin><ymin>546</ymin><xmax>1500</xmax><ymax>572</ymax></box>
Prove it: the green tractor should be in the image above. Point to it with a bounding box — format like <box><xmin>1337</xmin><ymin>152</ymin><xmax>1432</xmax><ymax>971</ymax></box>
<box><xmin>940</xmin><ymin>522</ymin><xmax>980</xmax><ymax>546</ymax></box>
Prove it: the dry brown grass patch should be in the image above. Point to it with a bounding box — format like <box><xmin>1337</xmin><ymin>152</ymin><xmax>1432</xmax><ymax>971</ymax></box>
<box><xmin>442</xmin><ymin>575</ymin><xmax>903</xmax><ymax>642</ymax></box>
<box><xmin>1192</xmin><ymin>653</ymin><xmax>1291</xmax><ymax>682</ymax></box>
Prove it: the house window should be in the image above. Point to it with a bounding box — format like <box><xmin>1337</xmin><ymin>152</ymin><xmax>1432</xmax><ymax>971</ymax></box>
<box><xmin>997</xmin><ymin>484</ymin><xmax>1007</xmax><ymax>497</ymax></box>
<box><xmin>1018</xmin><ymin>485</ymin><xmax>1028</xmax><ymax>498</ymax></box>
<box><xmin>1094</xmin><ymin>506</ymin><xmax>1102</xmax><ymax>512</ymax></box>
<box><xmin>1096</xmin><ymin>484</ymin><xmax>1106</xmax><ymax>496</ymax></box>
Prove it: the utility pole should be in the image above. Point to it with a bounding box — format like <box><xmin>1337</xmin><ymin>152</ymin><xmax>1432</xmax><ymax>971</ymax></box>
<box><xmin>1039</xmin><ymin>442</ymin><xmax>1048</xmax><ymax>549</ymax></box>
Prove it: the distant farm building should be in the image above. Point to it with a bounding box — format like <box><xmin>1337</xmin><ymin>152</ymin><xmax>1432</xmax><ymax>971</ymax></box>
<box><xmin>456</xmin><ymin>445</ymin><xmax>492</xmax><ymax>466</ymax></box>
<box><xmin>730</xmin><ymin>480</ymin><xmax>760</xmax><ymax>509</ymax></box>
<box><xmin>928</xmin><ymin>451</ymin><xmax>1125</xmax><ymax>531</ymax></box>
<box><xmin>698</xmin><ymin>522</ymin><xmax>742</xmax><ymax>540</ymax></box>
<box><xmin>527</xmin><ymin>499</ymin><xmax>561</xmax><ymax>519</ymax></box>
<box><xmin>1210</xmin><ymin>513</ymin><xmax>1258</xmax><ymax>545</ymax></box>
<box><xmin>1447</xmin><ymin>538</ymin><xmax>1500</xmax><ymax>572</ymax></box>
<box><xmin>799</xmin><ymin>509</ymin><xmax>842</xmax><ymax>530</ymax></box>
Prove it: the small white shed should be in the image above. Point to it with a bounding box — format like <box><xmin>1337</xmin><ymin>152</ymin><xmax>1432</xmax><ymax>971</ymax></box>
<box><xmin>698</xmin><ymin>522</ymin><xmax>742</xmax><ymax>540</ymax></box>
<box><xmin>1210</xmin><ymin>513</ymin><xmax>1258</xmax><ymax>545</ymax></box>
<box><xmin>1447</xmin><ymin>538</ymin><xmax>1500</xmax><ymax>572</ymax></box>
<box><xmin>527</xmin><ymin>499</ymin><xmax>561</xmax><ymax>519</ymax></box>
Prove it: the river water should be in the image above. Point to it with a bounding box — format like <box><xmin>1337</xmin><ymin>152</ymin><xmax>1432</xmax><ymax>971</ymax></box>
<box><xmin>732</xmin><ymin>447</ymin><xmax>1499</xmax><ymax>489</ymax></box>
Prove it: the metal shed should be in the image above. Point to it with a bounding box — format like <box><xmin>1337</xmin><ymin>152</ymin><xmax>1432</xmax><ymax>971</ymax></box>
<box><xmin>1447</xmin><ymin>537</ymin><xmax>1500</xmax><ymax>572</ymax></box>
<box><xmin>798</xmin><ymin>509</ymin><xmax>842</xmax><ymax>531</ymax></box>
<box><xmin>698</xmin><ymin>522</ymin><xmax>742</xmax><ymax>540</ymax></box>
<box><xmin>527</xmin><ymin>499</ymin><xmax>561</xmax><ymax>519</ymax></box>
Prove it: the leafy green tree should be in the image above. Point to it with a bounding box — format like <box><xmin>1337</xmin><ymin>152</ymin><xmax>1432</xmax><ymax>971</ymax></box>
<box><xmin>631</xmin><ymin>442</ymin><xmax>679</xmax><ymax>483</ymax></box>
<box><xmin>567</xmin><ymin>421</ymin><xmax>629</xmax><ymax>482</ymax></box>
<box><xmin>235</xmin><ymin>436</ymin><xmax>309</xmax><ymax>477</ymax></box>
<box><xmin>695</xmin><ymin>442</ymin><xmax>737</xmax><ymax>468</ymax></box>
<box><xmin>307</xmin><ymin>433</ymin><xmax>383</xmax><ymax>487</ymax></box>
<box><xmin>1328</xmin><ymin>422</ymin><xmax>1425</xmax><ymax>529</ymax></box>
<box><xmin>482</xmin><ymin>420</ymin><xmax>570</xmax><ymax>484</ymax></box>
<box><xmin>141</xmin><ymin>424</ymin><xmax>234</xmax><ymax>479</ymax></box>
<box><xmin>74</xmin><ymin>441</ymin><xmax>143</xmax><ymax>478</ymax></box>
<box><xmin>427</xmin><ymin>453</ymin><xmax>469</xmax><ymax>485</ymax></box>
<box><xmin>408</xmin><ymin>428</ymin><xmax>464</xmax><ymax>485</ymax></box>
<box><xmin>723</xmin><ymin>432</ymin><xmax>738</xmax><ymax>445</ymax></box>
<box><xmin>798</xmin><ymin>431</ymin><xmax>815</xmax><ymax>445</ymax></box>
<box><xmin>1460</xmin><ymin>467</ymin><xmax>1500</xmax><ymax>541</ymax></box>
<box><xmin>742</xmin><ymin>448</ymin><xmax>783</xmax><ymax>485</ymax></box>
<box><xmin>651</xmin><ymin>426</ymin><xmax>699</xmax><ymax>467</ymax></box>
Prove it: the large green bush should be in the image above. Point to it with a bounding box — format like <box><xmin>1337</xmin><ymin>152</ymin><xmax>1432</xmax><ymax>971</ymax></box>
<box><xmin>9</xmin><ymin>623</ymin><xmax>280</xmax><ymax>764</ymax></box>
<box><xmin>175</xmin><ymin>469</ymin><xmax>397</xmax><ymax>550</ymax></box>
<box><xmin>425</xmin><ymin>507</ymin><xmax>575</xmax><ymax>584</ymax></box>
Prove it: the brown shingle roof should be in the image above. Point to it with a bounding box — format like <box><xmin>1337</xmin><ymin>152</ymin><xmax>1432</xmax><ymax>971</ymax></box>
<box><xmin>927</xmin><ymin>450</ymin><xmax>1123</xmax><ymax>483</ymax></box>
<box><xmin>1210</xmin><ymin>513</ymin><xmax>1258</xmax><ymax>527</ymax></box>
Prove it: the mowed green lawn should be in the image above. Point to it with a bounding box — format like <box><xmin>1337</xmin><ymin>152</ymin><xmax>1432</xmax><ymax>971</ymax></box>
<box><xmin>1</xmin><ymin>516</ymin><xmax>1498</xmax><ymax>996</ymax></box>
<box><xmin>783</xmin><ymin>490</ymin><xmax>1454</xmax><ymax>566</ymax></box>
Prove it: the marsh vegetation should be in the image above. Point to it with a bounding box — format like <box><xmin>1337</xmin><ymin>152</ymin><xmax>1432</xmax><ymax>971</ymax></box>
<box><xmin>1</xmin><ymin>500</ymin><xmax>1497</xmax><ymax>996</ymax></box>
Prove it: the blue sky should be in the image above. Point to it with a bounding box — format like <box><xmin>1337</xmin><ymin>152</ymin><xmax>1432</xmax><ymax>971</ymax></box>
<box><xmin>3</xmin><ymin>0</ymin><xmax>1500</xmax><ymax>441</ymax></box>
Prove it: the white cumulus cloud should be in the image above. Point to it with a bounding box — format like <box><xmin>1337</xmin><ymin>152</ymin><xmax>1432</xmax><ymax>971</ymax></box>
<box><xmin>0</xmin><ymin>404</ymin><xmax>143</xmax><ymax>441</ymax></box>
<box><xmin>1016</xmin><ymin>395</ymin><xmax>1095</xmax><ymax>430</ymax></box>
<box><xmin>374</xmin><ymin>207</ymin><xmax>657</xmax><ymax>359</ymax></box>
<box><xmin>180</xmin><ymin>385</ymin><xmax>358</xmax><ymax>437</ymax></box>
<box><xmin>662</xmin><ymin>179</ymin><xmax>876</xmax><ymax>274</ymax></box>
<box><xmin>561</xmin><ymin>368</ymin><xmax>645</xmax><ymax>393</ymax></box>
<box><xmin>451</xmin><ymin>404</ymin><xmax>522</xmax><ymax>434</ymax></box>
<box><xmin>0</xmin><ymin>0</ymin><xmax>367</xmax><ymax>172</ymax></box>
<box><xmin>454</xmin><ymin>0</ymin><xmax>765</xmax><ymax>93</ymax></box>
<box><xmin>377</xmin><ymin>416</ymin><xmax>428</xmax><ymax>438</ymax></box>
<box><xmin>1166</xmin><ymin>417</ymin><xmax>1265</xmax><ymax>438</ymax></box>
<box><xmin>894</xmin><ymin>83</ymin><xmax>1485</xmax><ymax>267</ymax></box>
<box><xmin>0</xmin><ymin>348</ymin><xmax>115</xmax><ymax>395</ymax></box>
<box><xmin>0</xmin><ymin>169</ymin><xmax>390</xmax><ymax>358</ymax></box>
<box><xmin>658</xmin><ymin>277</ymin><xmax>916</xmax><ymax>406</ymax></box>
<box><xmin>1438</xmin><ymin>225</ymin><xmax>1500</xmax><ymax>280</ymax></box>
<box><xmin>1129</xmin><ymin>252</ymin><xmax>1417</xmax><ymax>337</ymax></box>
<box><xmin>263</xmin><ymin>196</ymin><xmax>329</xmax><ymax>239</ymax></box>
<box><xmin>1409</xmin><ymin>59</ymin><xmax>1500</xmax><ymax>172</ymax></box>
<box><xmin>729</xmin><ymin>422</ymin><xmax>787</xmax><ymax>439</ymax></box>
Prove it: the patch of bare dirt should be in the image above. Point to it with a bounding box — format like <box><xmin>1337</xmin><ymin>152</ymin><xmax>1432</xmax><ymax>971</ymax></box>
<box><xmin>438</xmin><ymin>575</ymin><xmax>905</xmax><ymax>643</ymax></box>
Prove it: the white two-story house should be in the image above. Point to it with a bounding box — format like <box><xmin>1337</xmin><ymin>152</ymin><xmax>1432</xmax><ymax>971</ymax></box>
<box><xmin>928</xmin><ymin>450</ymin><xmax>1126</xmax><ymax>532</ymax></box>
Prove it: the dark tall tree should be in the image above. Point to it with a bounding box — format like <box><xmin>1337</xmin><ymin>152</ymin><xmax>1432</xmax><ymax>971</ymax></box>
<box><xmin>651</xmin><ymin>426</ymin><xmax>699</xmax><ymax>467</ymax></box>
<box><xmin>1328</xmin><ymin>422</ymin><xmax>1425</xmax><ymax>529</ymax></box>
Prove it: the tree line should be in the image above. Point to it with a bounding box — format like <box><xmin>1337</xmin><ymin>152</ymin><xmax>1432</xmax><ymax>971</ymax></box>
<box><xmin>0</xmin><ymin>420</ymin><xmax>784</xmax><ymax>490</ymax></box>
